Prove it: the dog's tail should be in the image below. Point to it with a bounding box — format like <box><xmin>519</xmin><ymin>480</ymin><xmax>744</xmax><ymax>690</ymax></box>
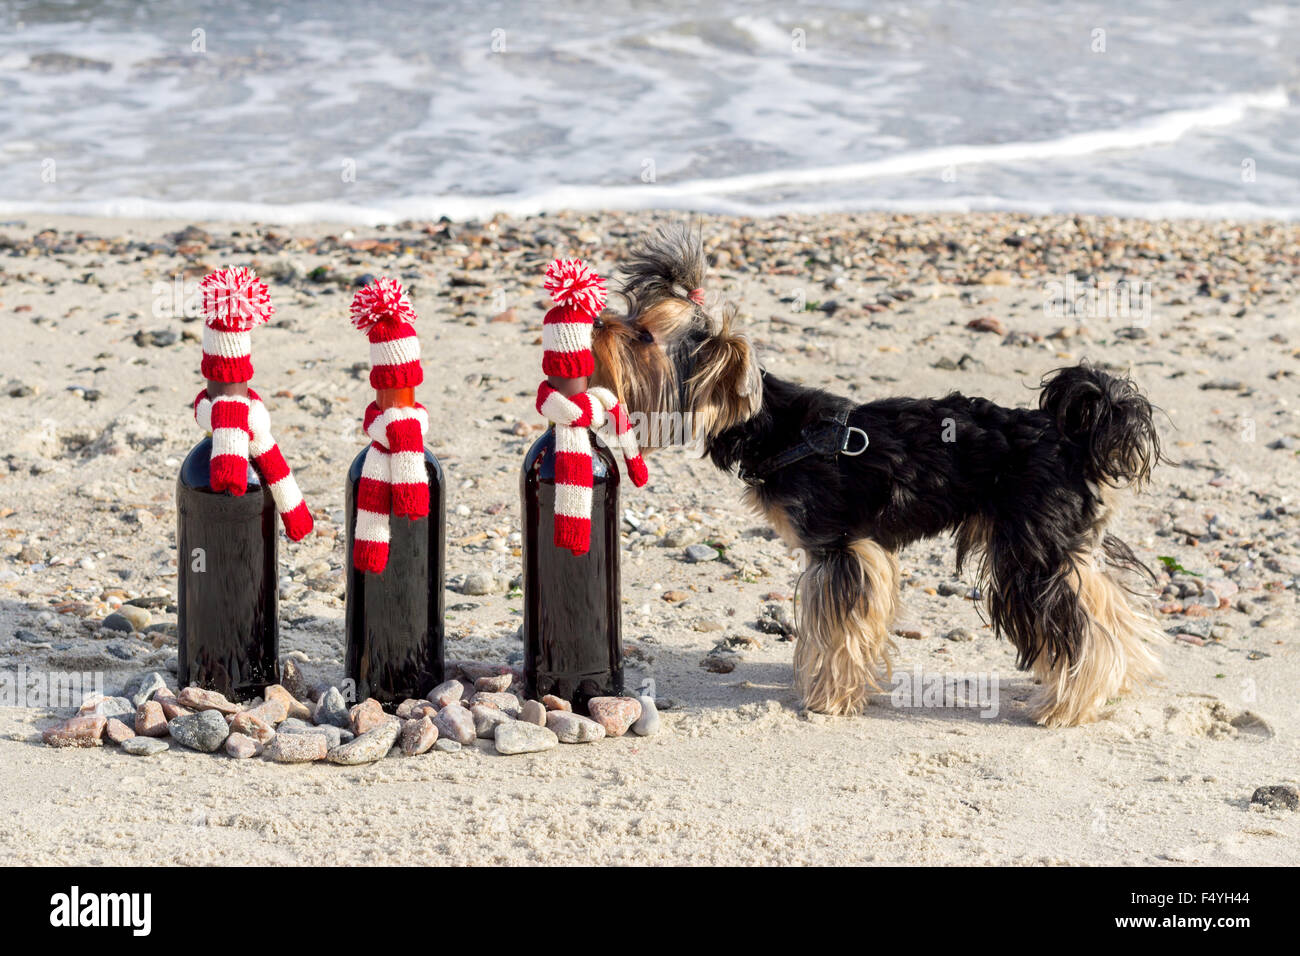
<box><xmin>1039</xmin><ymin>363</ymin><xmax>1160</xmax><ymax>488</ymax></box>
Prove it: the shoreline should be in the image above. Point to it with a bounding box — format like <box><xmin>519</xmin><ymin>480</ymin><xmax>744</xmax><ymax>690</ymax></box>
<box><xmin>0</xmin><ymin>209</ymin><xmax>1297</xmax><ymax>865</ymax></box>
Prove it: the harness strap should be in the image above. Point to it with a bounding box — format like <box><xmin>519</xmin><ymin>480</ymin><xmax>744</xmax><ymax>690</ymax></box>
<box><xmin>739</xmin><ymin>404</ymin><xmax>869</xmax><ymax>485</ymax></box>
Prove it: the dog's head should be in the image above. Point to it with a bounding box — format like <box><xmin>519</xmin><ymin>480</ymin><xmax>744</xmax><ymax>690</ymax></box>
<box><xmin>592</xmin><ymin>225</ymin><xmax>761</xmax><ymax>450</ymax></box>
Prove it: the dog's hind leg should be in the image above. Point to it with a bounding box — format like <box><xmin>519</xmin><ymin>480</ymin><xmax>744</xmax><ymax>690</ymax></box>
<box><xmin>793</xmin><ymin>539</ymin><xmax>899</xmax><ymax>716</ymax></box>
<box><xmin>962</xmin><ymin>508</ymin><xmax>1162</xmax><ymax>728</ymax></box>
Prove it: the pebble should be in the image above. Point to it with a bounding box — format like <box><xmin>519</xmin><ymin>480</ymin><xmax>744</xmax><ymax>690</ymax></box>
<box><xmin>265</xmin><ymin>684</ymin><xmax>311</xmax><ymax>720</ymax></box>
<box><xmin>461</xmin><ymin>571</ymin><xmax>506</xmax><ymax>595</ymax></box>
<box><xmin>471</xmin><ymin>704</ymin><xmax>513</xmax><ymax>739</ymax></box>
<box><xmin>432</xmin><ymin>704</ymin><xmax>477</xmax><ymax>745</ymax></box>
<box><xmin>684</xmin><ymin>544</ymin><xmax>719</xmax><ymax>563</ymax></box>
<box><xmin>1250</xmin><ymin>785</ymin><xmax>1299</xmax><ymax>812</ymax></box>
<box><xmin>125</xmin><ymin>671</ymin><xmax>167</xmax><ymax>708</ymax></box>
<box><xmin>396</xmin><ymin>698</ymin><xmax>424</xmax><ymax>719</ymax></box>
<box><xmin>116</xmin><ymin>605</ymin><xmax>151</xmax><ymax>631</ymax></box>
<box><xmin>660</xmin><ymin>527</ymin><xmax>699</xmax><ymax>547</ymax></box>
<box><xmin>100</xmin><ymin>612</ymin><xmax>136</xmax><ymax>633</ymax></box>
<box><xmin>495</xmin><ymin>722</ymin><xmax>558</xmax><ymax>755</ymax></box>
<box><xmin>121</xmin><ymin>737</ymin><xmax>168</xmax><ymax>757</ymax></box>
<box><xmin>43</xmin><ymin>716</ymin><xmax>106</xmax><ymax>747</ymax></box>
<box><xmin>328</xmin><ymin>720</ymin><xmax>400</xmax><ymax>765</ymax></box>
<box><xmin>519</xmin><ymin>699</ymin><xmax>547</xmax><ymax>726</ymax></box>
<box><xmin>313</xmin><ymin>686</ymin><xmax>351</xmax><ymax>728</ymax></box>
<box><xmin>470</xmin><ymin>691</ymin><xmax>521</xmax><ymax>717</ymax></box>
<box><xmin>400</xmin><ymin>716</ymin><xmax>438</xmax><ymax>755</ymax></box>
<box><xmin>244</xmin><ymin>697</ymin><xmax>290</xmax><ymax>725</ymax></box>
<box><xmin>177</xmin><ymin>686</ymin><xmax>240</xmax><ymax>715</ymax></box>
<box><xmin>426</xmin><ymin>679</ymin><xmax>465</xmax><ymax>709</ymax></box>
<box><xmin>475</xmin><ymin>673</ymin><xmax>513</xmax><ymax>693</ymax></box>
<box><xmin>937</xmin><ymin>580</ymin><xmax>967</xmax><ymax>597</ymax></box>
<box><xmin>168</xmin><ymin>710</ymin><xmax>230</xmax><ymax>752</ymax></box>
<box><xmin>224</xmin><ymin>732</ymin><xmax>262</xmax><ymax>759</ymax></box>
<box><xmin>280</xmin><ymin>658</ymin><xmax>308</xmax><ymax>699</ymax></box>
<box><xmin>631</xmin><ymin>695</ymin><xmax>660</xmax><ymax>736</ymax></box>
<box><xmin>587</xmin><ymin>697</ymin><xmax>642</xmax><ymax>737</ymax></box>
<box><xmin>542</xmin><ymin>694</ymin><xmax>572</xmax><ymax>712</ymax></box>
<box><xmin>84</xmin><ymin>696</ymin><xmax>134</xmax><ymax>719</ymax></box>
<box><xmin>276</xmin><ymin>720</ymin><xmax>351</xmax><ymax>750</ymax></box>
<box><xmin>945</xmin><ymin>627</ymin><xmax>977</xmax><ymax>642</ymax></box>
<box><xmin>266</xmin><ymin>732</ymin><xmax>328</xmax><ymax>763</ymax></box>
<box><xmin>434</xmin><ymin>738</ymin><xmax>462</xmax><ymax>753</ymax></box>
<box><xmin>228</xmin><ymin>711</ymin><xmax>276</xmax><ymax>744</ymax></box>
<box><xmin>104</xmin><ymin>718</ymin><xmax>135</xmax><ymax>744</ymax></box>
<box><xmin>546</xmin><ymin>711</ymin><xmax>606</xmax><ymax>744</ymax></box>
<box><xmin>349</xmin><ymin>698</ymin><xmax>390</xmax><ymax>736</ymax></box>
<box><xmin>135</xmin><ymin>701</ymin><xmax>169</xmax><ymax>737</ymax></box>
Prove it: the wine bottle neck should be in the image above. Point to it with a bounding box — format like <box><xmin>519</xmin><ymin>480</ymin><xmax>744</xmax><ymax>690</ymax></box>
<box><xmin>547</xmin><ymin>374</ymin><xmax>588</xmax><ymax>398</ymax></box>
<box><xmin>206</xmin><ymin>380</ymin><xmax>249</xmax><ymax>399</ymax></box>
<box><xmin>376</xmin><ymin>387</ymin><xmax>416</xmax><ymax>409</ymax></box>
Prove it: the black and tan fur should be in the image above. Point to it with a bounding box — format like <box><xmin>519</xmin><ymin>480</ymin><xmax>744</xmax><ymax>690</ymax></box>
<box><xmin>593</xmin><ymin>225</ymin><xmax>1164</xmax><ymax>727</ymax></box>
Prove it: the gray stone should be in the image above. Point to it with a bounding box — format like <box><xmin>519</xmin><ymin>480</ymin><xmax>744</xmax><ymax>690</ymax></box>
<box><xmin>937</xmin><ymin>580</ymin><xmax>967</xmax><ymax>597</ymax></box>
<box><xmin>328</xmin><ymin>721</ymin><xmax>401</xmax><ymax>765</ymax></box>
<box><xmin>125</xmin><ymin>671</ymin><xmax>168</xmax><ymax>708</ymax></box>
<box><xmin>631</xmin><ymin>695</ymin><xmax>660</xmax><ymax>736</ymax></box>
<box><xmin>89</xmin><ymin>696</ymin><xmax>135</xmax><ymax>719</ymax></box>
<box><xmin>121</xmin><ymin>737</ymin><xmax>168</xmax><ymax>757</ymax></box>
<box><xmin>434</xmin><ymin>738</ymin><xmax>461</xmax><ymax>752</ymax></box>
<box><xmin>472</xmin><ymin>704</ymin><xmax>513</xmax><ymax>739</ymax></box>
<box><xmin>945</xmin><ymin>627</ymin><xmax>977</xmax><ymax>642</ymax></box>
<box><xmin>461</xmin><ymin>571</ymin><xmax>505</xmax><ymax>596</ymax></box>
<box><xmin>684</xmin><ymin>544</ymin><xmax>719</xmax><ymax>563</ymax></box>
<box><xmin>168</xmin><ymin>710</ymin><xmax>230</xmax><ymax>752</ymax></box>
<box><xmin>313</xmin><ymin>686</ymin><xmax>351</xmax><ymax>728</ymax></box>
<box><xmin>660</xmin><ymin>528</ymin><xmax>699</xmax><ymax>548</ymax></box>
<box><xmin>1250</xmin><ymin>785</ymin><xmax>1299</xmax><ymax>811</ymax></box>
<box><xmin>100</xmin><ymin>613</ymin><xmax>135</xmax><ymax>633</ymax></box>
<box><xmin>495</xmin><ymin>722</ymin><xmax>558</xmax><ymax>755</ymax></box>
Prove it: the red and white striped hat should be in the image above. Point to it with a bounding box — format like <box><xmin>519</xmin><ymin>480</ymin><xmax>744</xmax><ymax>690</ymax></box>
<box><xmin>350</xmin><ymin>277</ymin><xmax>422</xmax><ymax>389</ymax></box>
<box><xmin>199</xmin><ymin>267</ymin><xmax>274</xmax><ymax>382</ymax></box>
<box><xmin>542</xmin><ymin>259</ymin><xmax>605</xmax><ymax>379</ymax></box>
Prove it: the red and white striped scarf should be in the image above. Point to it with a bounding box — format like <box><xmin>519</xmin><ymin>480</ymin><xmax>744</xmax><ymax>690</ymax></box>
<box><xmin>536</xmin><ymin>382</ymin><xmax>647</xmax><ymax>556</ymax></box>
<box><xmin>193</xmin><ymin>388</ymin><xmax>313</xmax><ymax>541</ymax></box>
<box><xmin>352</xmin><ymin>401</ymin><xmax>430</xmax><ymax>573</ymax></box>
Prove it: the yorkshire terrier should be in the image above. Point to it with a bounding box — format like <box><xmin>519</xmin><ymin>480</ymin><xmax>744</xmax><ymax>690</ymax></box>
<box><xmin>592</xmin><ymin>225</ymin><xmax>1165</xmax><ymax>727</ymax></box>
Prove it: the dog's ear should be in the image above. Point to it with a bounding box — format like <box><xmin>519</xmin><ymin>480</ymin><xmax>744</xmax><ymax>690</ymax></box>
<box><xmin>686</xmin><ymin>306</ymin><xmax>762</xmax><ymax>442</ymax></box>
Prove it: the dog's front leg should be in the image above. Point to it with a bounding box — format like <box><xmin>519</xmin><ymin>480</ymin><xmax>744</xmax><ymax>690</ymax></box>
<box><xmin>793</xmin><ymin>539</ymin><xmax>899</xmax><ymax>716</ymax></box>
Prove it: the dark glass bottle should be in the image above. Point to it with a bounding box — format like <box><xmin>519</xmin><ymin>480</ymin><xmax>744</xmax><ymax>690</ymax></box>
<box><xmin>176</xmin><ymin>436</ymin><xmax>279</xmax><ymax>701</ymax></box>
<box><xmin>345</xmin><ymin>448</ymin><xmax>445</xmax><ymax>708</ymax></box>
<box><xmin>521</xmin><ymin>427</ymin><xmax>623</xmax><ymax>714</ymax></box>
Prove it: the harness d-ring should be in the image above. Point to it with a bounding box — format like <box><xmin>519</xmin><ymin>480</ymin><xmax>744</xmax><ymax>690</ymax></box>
<box><xmin>841</xmin><ymin>426</ymin><xmax>869</xmax><ymax>456</ymax></box>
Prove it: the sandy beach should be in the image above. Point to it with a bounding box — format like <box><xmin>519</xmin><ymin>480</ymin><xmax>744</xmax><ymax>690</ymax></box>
<box><xmin>1</xmin><ymin>210</ymin><xmax>1297</xmax><ymax>865</ymax></box>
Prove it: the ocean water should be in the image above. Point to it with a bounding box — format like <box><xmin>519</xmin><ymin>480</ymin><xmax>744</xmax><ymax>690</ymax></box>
<box><xmin>0</xmin><ymin>0</ymin><xmax>1298</xmax><ymax>223</ymax></box>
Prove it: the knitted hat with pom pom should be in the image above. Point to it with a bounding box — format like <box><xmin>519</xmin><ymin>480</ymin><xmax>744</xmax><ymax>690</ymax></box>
<box><xmin>350</xmin><ymin>278</ymin><xmax>423</xmax><ymax>389</ymax></box>
<box><xmin>199</xmin><ymin>267</ymin><xmax>274</xmax><ymax>382</ymax></box>
<box><xmin>541</xmin><ymin>259</ymin><xmax>605</xmax><ymax>379</ymax></box>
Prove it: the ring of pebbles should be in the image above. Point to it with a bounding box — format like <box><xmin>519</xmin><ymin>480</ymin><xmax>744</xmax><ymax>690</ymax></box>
<box><xmin>41</xmin><ymin>659</ymin><xmax>660</xmax><ymax>762</ymax></box>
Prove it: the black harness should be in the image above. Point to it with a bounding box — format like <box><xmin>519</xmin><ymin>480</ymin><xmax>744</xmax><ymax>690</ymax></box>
<box><xmin>738</xmin><ymin>403</ymin><xmax>869</xmax><ymax>486</ymax></box>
